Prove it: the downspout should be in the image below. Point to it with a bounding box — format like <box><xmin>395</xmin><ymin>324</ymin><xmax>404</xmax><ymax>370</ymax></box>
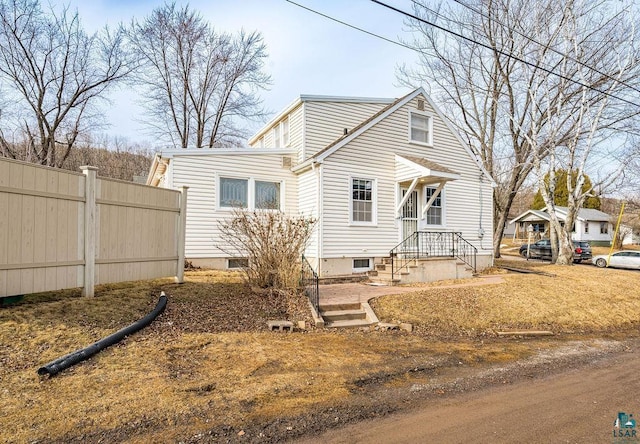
<box><xmin>478</xmin><ymin>173</ymin><xmax>492</xmax><ymax>251</ymax></box>
<box><xmin>313</xmin><ymin>161</ymin><xmax>323</xmax><ymax>274</ymax></box>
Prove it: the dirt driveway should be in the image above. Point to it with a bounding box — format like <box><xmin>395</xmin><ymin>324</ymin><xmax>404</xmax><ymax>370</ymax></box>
<box><xmin>297</xmin><ymin>341</ymin><xmax>639</xmax><ymax>443</ymax></box>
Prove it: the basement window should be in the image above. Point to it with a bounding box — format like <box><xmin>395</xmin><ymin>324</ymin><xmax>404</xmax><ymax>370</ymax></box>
<box><xmin>227</xmin><ymin>258</ymin><xmax>249</xmax><ymax>269</ymax></box>
<box><xmin>353</xmin><ymin>258</ymin><xmax>372</xmax><ymax>272</ymax></box>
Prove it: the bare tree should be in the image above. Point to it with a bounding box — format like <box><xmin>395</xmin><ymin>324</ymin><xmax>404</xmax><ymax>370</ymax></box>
<box><xmin>518</xmin><ymin>1</ymin><xmax>640</xmax><ymax>263</ymax></box>
<box><xmin>128</xmin><ymin>3</ymin><xmax>271</xmax><ymax>148</ymax></box>
<box><xmin>400</xmin><ymin>0</ymin><xmax>640</xmax><ymax>259</ymax></box>
<box><xmin>0</xmin><ymin>0</ymin><xmax>132</xmax><ymax>167</ymax></box>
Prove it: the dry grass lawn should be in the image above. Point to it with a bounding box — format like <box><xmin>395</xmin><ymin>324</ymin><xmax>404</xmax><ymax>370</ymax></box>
<box><xmin>1</xmin><ymin>265</ymin><xmax>638</xmax><ymax>442</ymax></box>
<box><xmin>372</xmin><ymin>263</ymin><xmax>640</xmax><ymax>336</ymax></box>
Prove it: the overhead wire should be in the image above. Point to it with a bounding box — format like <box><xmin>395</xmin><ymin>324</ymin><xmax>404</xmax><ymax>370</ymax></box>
<box><xmin>369</xmin><ymin>0</ymin><xmax>639</xmax><ymax>108</ymax></box>
<box><xmin>448</xmin><ymin>0</ymin><xmax>640</xmax><ymax>96</ymax></box>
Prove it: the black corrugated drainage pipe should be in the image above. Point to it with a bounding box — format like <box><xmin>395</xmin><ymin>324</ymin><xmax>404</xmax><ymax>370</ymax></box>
<box><xmin>37</xmin><ymin>292</ymin><xmax>167</xmax><ymax>377</ymax></box>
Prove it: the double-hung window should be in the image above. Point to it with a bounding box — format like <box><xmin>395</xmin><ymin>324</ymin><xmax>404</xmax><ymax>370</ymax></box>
<box><xmin>351</xmin><ymin>178</ymin><xmax>375</xmax><ymax>224</ymax></box>
<box><xmin>409</xmin><ymin>111</ymin><xmax>432</xmax><ymax>146</ymax></box>
<box><xmin>424</xmin><ymin>186</ymin><xmax>442</xmax><ymax>225</ymax></box>
<box><xmin>272</xmin><ymin>117</ymin><xmax>289</xmax><ymax>148</ymax></box>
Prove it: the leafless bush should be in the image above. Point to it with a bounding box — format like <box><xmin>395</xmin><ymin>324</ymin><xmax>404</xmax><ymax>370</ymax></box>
<box><xmin>218</xmin><ymin>209</ymin><xmax>316</xmax><ymax>291</ymax></box>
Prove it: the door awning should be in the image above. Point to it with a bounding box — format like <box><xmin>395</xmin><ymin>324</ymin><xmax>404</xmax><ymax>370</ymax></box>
<box><xmin>395</xmin><ymin>154</ymin><xmax>460</xmax><ymax>185</ymax></box>
<box><xmin>395</xmin><ymin>155</ymin><xmax>460</xmax><ymax>218</ymax></box>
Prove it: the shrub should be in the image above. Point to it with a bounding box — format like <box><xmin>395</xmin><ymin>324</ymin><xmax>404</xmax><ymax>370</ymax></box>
<box><xmin>218</xmin><ymin>209</ymin><xmax>316</xmax><ymax>291</ymax></box>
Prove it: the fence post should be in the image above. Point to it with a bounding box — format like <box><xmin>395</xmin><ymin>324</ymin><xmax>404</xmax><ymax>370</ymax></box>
<box><xmin>175</xmin><ymin>186</ymin><xmax>188</xmax><ymax>284</ymax></box>
<box><xmin>80</xmin><ymin>166</ymin><xmax>98</xmax><ymax>297</ymax></box>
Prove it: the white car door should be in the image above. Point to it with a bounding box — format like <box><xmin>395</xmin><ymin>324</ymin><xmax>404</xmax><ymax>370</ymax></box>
<box><xmin>609</xmin><ymin>252</ymin><xmax>628</xmax><ymax>268</ymax></box>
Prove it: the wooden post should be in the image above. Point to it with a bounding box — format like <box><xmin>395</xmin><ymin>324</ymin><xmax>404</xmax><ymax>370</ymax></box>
<box><xmin>175</xmin><ymin>186</ymin><xmax>188</xmax><ymax>284</ymax></box>
<box><xmin>81</xmin><ymin>166</ymin><xmax>98</xmax><ymax>297</ymax></box>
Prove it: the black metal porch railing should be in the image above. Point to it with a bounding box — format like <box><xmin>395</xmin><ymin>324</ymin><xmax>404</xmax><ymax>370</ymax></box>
<box><xmin>300</xmin><ymin>254</ymin><xmax>320</xmax><ymax>314</ymax></box>
<box><xmin>390</xmin><ymin>231</ymin><xmax>477</xmax><ymax>280</ymax></box>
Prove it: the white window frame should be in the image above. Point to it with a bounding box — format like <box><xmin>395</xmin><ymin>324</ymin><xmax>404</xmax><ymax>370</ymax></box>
<box><xmin>255</xmin><ymin>180</ymin><xmax>281</xmax><ymax>210</ymax></box>
<box><xmin>218</xmin><ymin>176</ymin><xmax>249</xmax><ymax>209</ymax></box>
<box><xmin>584</xmin><ymin>222</ymin><xmax>589</xmax><ymax>234</ymax></box>
<box><xmin>423</xmin><ymin>185</ymin><xmax>445</xmax><ymax>227</ymax></box>
<box><xmin>353</xmin><ymin>258</ymin><xmax>373</xmax><ymax>272</ymax></box>
<box><xmin>408</xmin><ymin>110</ymin><xmax>433</xmax><ymax>146</ymax></box>
<box><xmin>600</xmin><ymin>222</ymin><xmax>609</xmax><ymax>234</ymax></box>
<box><xmin>349</xmin><ymin>176</ymin><xmax>377</xmax><ymax>226</ymax></box>
<box><xmin>217</xmin><ymin>175</ymin><xmax>284</xmax><ymax>211</ymax></box>
<box><xmin>272</xmin><ymin>117</ymin><xmax>289</xmax><ymax>148</ymax></box>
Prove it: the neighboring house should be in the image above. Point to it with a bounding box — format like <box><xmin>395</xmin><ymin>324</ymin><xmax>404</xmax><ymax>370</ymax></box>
<box><xmin>621</xmin><ymin>225</ymin><xmax>640</xmax><ymax>245</ymax></box>
<box><xmin>510</xmin><ymin>206</ymin><xmax>613</xmax><ymax>245</ymax></box>
<box><xmin>147</xmin><ymin>88</ymin><xmax>495</xmax><ymax>282</ymax></box>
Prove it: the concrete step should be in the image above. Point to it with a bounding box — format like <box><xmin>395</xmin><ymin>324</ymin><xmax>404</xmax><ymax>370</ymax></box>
<box><xmin>318</xmin><ymin>302</ymin><xmax>380</xmax><ymax>329</ymax></box>
<box><xmin>324</xmin><ymin>318</ymin><xmax>376</xmax><ymax>329</ymax></box>
<box><xmin>319</xmin><ymin>302</ymin><xmax>361</xmax><ymax>311</ymax></box>
<box><xmin>321</xmin><ymin>309</ymin><xmax>367</xmax><ymax>322</ymax></box>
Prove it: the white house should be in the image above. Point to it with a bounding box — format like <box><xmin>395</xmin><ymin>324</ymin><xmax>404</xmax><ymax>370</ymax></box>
<box><xmin>510</xmin><ymin>206</ymin><xmax>613</xmax><ymax>245</ymax></box>
<box><xmin>147</xmin><ymin>88</ymin><xmax>495</xmax><ymax>282</ymax></box>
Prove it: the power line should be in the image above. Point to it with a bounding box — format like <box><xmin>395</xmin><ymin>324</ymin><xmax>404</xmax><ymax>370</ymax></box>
<box><xmin>284</xmin><ymin>0</ymin><xmax>418</xmax><ymax>53</ymax></box>
<box><xmin>370</xmin><ymin>0</ymin><xmax>639</xmax><ymax>108</ymax></box>
<box><xmin>448</xmin><ymin>0</ymin><xmax>640</xmax><ymax>96</ymax></box>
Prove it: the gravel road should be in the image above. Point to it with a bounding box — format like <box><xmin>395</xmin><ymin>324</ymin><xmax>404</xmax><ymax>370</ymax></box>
<box><xmin>297</xmin><ymin>340</ymin><xmax>639</xmax><ymax>444</ymax></box>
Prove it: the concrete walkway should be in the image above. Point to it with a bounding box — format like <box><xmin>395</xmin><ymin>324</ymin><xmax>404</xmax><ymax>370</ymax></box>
<box><xmin>319</xmin><ymin>275</ymin><xmax>505</xmax><ymax>306</ymax></box>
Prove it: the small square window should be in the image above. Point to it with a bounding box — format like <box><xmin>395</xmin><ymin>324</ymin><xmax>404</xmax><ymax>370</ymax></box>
<box><xmin>220</xmin><ymin>177</ymin><xmax>248</xmax><ymax>208</ymax></box>
<box><xmin>255</xmin><ymin>181</ymin><xmax>281</xmax><ymax>210</ymax></box>
<box><xmin>410</xmin><ymin>111</ymin><xmax>432</xmax><ymax>145</ymax></box>
<box><xmin>228</xmin><ymin>258</ymin><xmax>249</xmax><ymax>269</ymax></box>
<box><xmin>353</xmin><ymin>258</ymin><xmax>371</xmax><ymax>270</ymax></box>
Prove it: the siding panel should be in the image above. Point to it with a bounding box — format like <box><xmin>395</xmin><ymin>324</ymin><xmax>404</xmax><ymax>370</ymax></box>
<box><xmin>168</xmin><ymin>152</ymin><xmax>299</xmax><ymax>259</ymax></box>
<box><xmin>320</xmin><ymin>95</ymin><xmax>493</xmax><ymax>259</ymax></box>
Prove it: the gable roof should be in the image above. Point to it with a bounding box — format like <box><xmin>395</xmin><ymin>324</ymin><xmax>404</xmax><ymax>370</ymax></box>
<box><xmin>292</xmin><ymin>87</ymin><xmax>496</xmax><ymax>186</ymax></box>
<box><xmin>510</xmin><ymin>209</ymin><xmax>551</xmax><ymax>224</ymax></box>
<box><xmin>554</xmin><ymin>206</ymin><xmax>611</xmax><ymax>222</ymax></box>
<box><xmin>510</xmin><ymin>206</ymin><xmax>612</xmax><ymax>224</ymax></box>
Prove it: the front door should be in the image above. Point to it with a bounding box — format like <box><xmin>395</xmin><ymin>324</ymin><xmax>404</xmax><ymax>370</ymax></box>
<box><xmin>401</xmin><ymin>189</ymin><xmax>418</xmax><ymax>248</ymax></box>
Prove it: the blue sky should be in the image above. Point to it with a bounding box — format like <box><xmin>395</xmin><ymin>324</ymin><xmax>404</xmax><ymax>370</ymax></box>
<box><xmin>57</xmin><ymin>0</ymin><xmax>419</xmax><ymax>147</ymax></box>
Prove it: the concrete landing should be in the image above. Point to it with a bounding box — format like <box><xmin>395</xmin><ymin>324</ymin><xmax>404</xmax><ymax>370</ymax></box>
<box><xmin>319</xmin><ymin>275</ymin><xmax>505</xmax><ymax>306</ymax></box>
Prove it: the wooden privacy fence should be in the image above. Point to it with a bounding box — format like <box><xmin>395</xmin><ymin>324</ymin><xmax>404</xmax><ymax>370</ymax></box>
<box><xmin>0</xmin><ymin>157</ymin><xmax>187</xmax><ymax>298</ymax></box>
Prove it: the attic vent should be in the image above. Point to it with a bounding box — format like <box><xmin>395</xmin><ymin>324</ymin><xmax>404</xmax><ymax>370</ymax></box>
<box><xmin>282</xmin><ymin>156</ymin><xmax>292</xmax><ymax>168</ymax></box>
<box><xmin>417</xmin><ymin>99</ymin><xmax>425</xmax><ymax>111</ymax></box>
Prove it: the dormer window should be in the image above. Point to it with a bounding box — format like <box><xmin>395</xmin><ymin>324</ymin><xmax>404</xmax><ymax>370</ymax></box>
<box><xmin>409</xmin><ymin>110</ymin><xmax>432</xmax><ymax>146</ymax></box>
<box><xmin>272</xmin><ymin>117</ymin><xmax>289</xmax><ymax>148</ymax></box>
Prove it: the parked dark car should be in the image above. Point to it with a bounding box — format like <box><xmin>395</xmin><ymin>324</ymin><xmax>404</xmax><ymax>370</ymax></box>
<box><xmin>573</xmin><ymin>241</ymin><xmax>592</xmax><ymax>262</ymax></box>
<box><xmin>519</xmin><ymin>239</ymin><xmax>589</xmax><ymax>262</ymax></box>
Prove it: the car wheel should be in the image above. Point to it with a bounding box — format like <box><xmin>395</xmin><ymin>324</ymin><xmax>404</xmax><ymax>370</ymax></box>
<box><xmin>520</xmin><ymin>250</ymin><xmax>528</xmax><ymax>258</ymax></box>
<box><xmin>595</xmin><ymin>258</ymin><xmax>607</xmax><ymax>268</ymax></box>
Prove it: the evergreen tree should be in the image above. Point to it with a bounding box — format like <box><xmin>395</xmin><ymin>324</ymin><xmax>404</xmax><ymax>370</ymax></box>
<box><xmin>532</xmin><ymin>170</ymin><xmax>601</xmax><ymax>210</ymax></box>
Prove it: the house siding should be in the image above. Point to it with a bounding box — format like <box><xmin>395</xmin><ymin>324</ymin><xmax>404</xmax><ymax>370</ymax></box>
<box><xmin>319</xmin><ymin>95</ymin><xmax>493</xmax><ymax>262</ymax></box>
<box><xmin>249</xmin><ymin>103</ymin><xmax>303</xmax><ymax>154</ymax></box>
<box><xmin>303</xmin><ymin>101</ymin><xmax>390</xmax><ymax>160</ymax></box>
<box><xmin>298</xmin><ymin>168</ymin><xmax>320</xmax><ymax>265</ymax></box>
<box><xmin>168</xmin><ymin>152</ymin><xmax>298</xmax><ymax>260</ymax></box>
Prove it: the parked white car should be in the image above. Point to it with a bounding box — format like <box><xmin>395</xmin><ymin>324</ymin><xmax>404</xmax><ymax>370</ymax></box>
<box><xmin>592</xmin><ymin>251</ymin><xmax>640</xmax><ymax>270</ymax></box>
